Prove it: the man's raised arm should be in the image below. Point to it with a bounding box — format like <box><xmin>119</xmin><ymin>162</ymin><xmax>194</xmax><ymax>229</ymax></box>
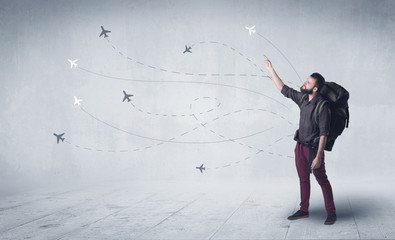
<box><xmin>264</xmin><ymin>55</ymin><xmax>285</xmax><ymax>91</ymax></box>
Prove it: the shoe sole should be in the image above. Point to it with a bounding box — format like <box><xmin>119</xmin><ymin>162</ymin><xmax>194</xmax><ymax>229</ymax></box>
<box><xmin>324</xmin><ymin>221</ymin><xmax>336</xmax><ymax>225</ymax></box>
<box><xmin>288</xmin><ymin>215</ymin><xmax>309</xmax><ymax>220</ymax></box>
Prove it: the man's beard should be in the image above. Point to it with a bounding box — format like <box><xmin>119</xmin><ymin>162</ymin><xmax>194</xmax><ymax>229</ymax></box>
<box><xmin>300</xmin><ymin>86</ymin><xmax>313</xmax><ymax>94</ymax></box>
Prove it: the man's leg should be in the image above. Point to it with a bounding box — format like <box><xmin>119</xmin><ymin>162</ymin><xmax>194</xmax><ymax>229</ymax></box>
<box><xmin>312</xmin><ymin>152</ymin><xmax>336</xmax><ymax>215</ymax></box>
<box><xmin>295</xmin><ymin>143</ymin><xmax>311</xmax><ymax>212</ymax></box>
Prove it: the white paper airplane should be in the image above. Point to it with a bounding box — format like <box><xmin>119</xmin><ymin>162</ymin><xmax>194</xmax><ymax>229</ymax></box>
<box><xmin>245</xmin><ymin>25</ymin><xmax>256</xmax><ymax>35</ymax></box>
<box><xmin>68</xmin><ymin>59</ymin><xmax>78</xmax><ymax>69</ymax></box>
<box><xmin>73</xmin><ymin>96</ymin><xmax>82</xmax><ymax>106</ymax></box>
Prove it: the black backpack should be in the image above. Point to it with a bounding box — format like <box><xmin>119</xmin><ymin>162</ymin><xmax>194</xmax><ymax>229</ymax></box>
<box><xmin>302</xmin><ymin>82</ymin><xmax>350</xmax><ymax>151</ymax></box>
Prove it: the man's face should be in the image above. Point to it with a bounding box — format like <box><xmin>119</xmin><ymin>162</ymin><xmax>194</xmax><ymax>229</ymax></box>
<box><xmin>300</xmin><ymin>76</ymin><xmax>317</xmax><ymax>94</ymax></box>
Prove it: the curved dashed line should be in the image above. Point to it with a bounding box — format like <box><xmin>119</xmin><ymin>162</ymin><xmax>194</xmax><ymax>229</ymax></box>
<box><xmin>187</xmin><ymin>41</ymin><xmax>304</xmax><ymax>88</ymax></box>
<box><xmin>189</xmin><ymin>109</ymin><xmax>294</xmax><ymax>171</ymax></box>
<box><xmin>77</xmin><ymin>66</ymin><xmax>289</xmax><ymax>110</ymax></box>
<box><xmin>69</xmin><ymin>99</ymin><xmax>291</xmax><ymax>153</ymax></box>
<box><xmin>106</xmin><ymin>38</ymin><xmax>277</xmax><ymax>81</ymax></box>
<box><xmin>129</xmin><ymin>97</ymin><xmax>221</xmax><ymax>118</ymax></box>
<box><xmin>80</xmin><ymin>105</ymin><xmax>276</xmax><ymax>146</ymax></box>
<box><xmin>256</xmin><ymin>32</ymin><xmax>303</xmax><ymax>84</ymax></box>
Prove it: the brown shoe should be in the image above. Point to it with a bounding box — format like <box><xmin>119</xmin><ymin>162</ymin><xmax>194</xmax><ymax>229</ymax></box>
<box><xmin>324</xmin><ymin>214</ymin><xmax>337</xmax><ymax>225</ymax></box>
<box><xmin>288</xmin><ymin>210</ymin><xmax>309</xmax><ymax>220</ymax></box>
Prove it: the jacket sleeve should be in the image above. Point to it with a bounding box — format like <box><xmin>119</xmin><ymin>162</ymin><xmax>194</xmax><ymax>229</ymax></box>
<box><xmin>281</xmin><ymin>85</ymin><xmax>304</xmax><ymax>107</ymax></box>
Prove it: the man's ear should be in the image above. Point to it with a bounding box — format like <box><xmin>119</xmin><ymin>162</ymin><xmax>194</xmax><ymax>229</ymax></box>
<box><xmin>313</xmin><ymin>86</ymin><xmax>318</xmax><ymax>93</ymax></box>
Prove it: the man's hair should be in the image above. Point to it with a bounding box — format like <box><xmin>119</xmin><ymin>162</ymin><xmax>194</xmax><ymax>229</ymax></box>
<box><xmin>310</xmin><ymin>72</ymin><xmax>325</xmax><ymax>92</ymax></box>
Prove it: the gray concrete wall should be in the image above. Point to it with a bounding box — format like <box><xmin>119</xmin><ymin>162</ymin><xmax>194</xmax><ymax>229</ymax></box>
<box><xmin>1</xmin><ymin>0</ymin><xmax>394</xmax><ymax>191</ymax></box>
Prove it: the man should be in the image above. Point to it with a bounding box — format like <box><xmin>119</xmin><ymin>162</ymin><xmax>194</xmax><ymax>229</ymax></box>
<box><xmin>264</xmin><ymin>55</ymin><xmax>336</xmax><ymax>225</ymax></box>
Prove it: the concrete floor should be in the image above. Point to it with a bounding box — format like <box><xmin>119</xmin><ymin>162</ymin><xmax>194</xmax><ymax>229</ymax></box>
<box><xmin>1</xmin><ymin>179</ymin><xmax>394</xmax><ymax>240</ymax></box>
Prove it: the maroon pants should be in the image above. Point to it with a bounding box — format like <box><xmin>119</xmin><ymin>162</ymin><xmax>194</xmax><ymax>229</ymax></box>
<box><xmin>295</xmin><ymin>143</ymin><xmax>336</xmax><ymax>214</ymax></box>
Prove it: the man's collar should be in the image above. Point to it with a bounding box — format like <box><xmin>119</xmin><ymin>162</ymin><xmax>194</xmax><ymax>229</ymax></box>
<box><xmin>308</xmin><ymin>93</ymin><xmax>322</xmax><ymax>104</ymax></box>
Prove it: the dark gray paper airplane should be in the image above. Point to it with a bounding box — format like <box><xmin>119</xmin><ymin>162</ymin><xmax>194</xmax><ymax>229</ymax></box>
<box><xmin>196</xmin><ymin>164</ymin><xmax>205</xmax><ymax>173</ymax></box>
<box><xmin>122</xmin><ymin>91</ymin><xmax>134</xmax><ymax>102</ymax></box>
<box><xmin>53</xmin><ymin>133</ymin><xmax>65</xmax><ymax>144</ymax></box>
<box><xmin>183</xmin><ymin>45</ymin><xmax>192</xmax><ymax>53</ymax></box>
<box><xmin>99</xmin><ymin>26</ymin><xmax>111</xmax><ymax>38</ymax></box>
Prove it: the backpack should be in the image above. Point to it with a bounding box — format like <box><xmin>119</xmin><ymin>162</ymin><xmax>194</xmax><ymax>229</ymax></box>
<box><xmin>301</xmin><ymin>82</ymin><xmax>350</xmax><ymax>151</ymax></box>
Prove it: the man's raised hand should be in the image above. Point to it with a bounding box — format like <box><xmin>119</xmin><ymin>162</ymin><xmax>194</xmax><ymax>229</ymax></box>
<box><xmin>264</xmin><ymin>55</ymin><xmax>272</xmax><ymax>70</ymax></box>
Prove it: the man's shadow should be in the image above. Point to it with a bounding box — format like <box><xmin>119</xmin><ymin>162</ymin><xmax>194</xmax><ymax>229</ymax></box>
<box><xmin>306</xmin><ymin>196</ymin><xmax>384</xmax><ymax>221</ymax></box>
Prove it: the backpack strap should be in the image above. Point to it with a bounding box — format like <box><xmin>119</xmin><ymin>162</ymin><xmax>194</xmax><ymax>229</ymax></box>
<box><xmin>346</xmin><ymin>108</ymin><xmax>350</xmax><ymax>128</ymax></box>
<box><xmin>313</xmin><ymin>100</ymin><xmax>329</xmax><ymax>125</ymax></box>
<box><xmin>300</xmin><ymin>94</ymin><xmax>308</xmax><ymax>107</ymax></box>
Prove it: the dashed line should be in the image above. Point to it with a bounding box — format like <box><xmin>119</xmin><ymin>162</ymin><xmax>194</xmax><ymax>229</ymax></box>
<box><xmin>72</xmin><ymin>101</ymin><xmax>294</xmax><ymax>154</ymax></box>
